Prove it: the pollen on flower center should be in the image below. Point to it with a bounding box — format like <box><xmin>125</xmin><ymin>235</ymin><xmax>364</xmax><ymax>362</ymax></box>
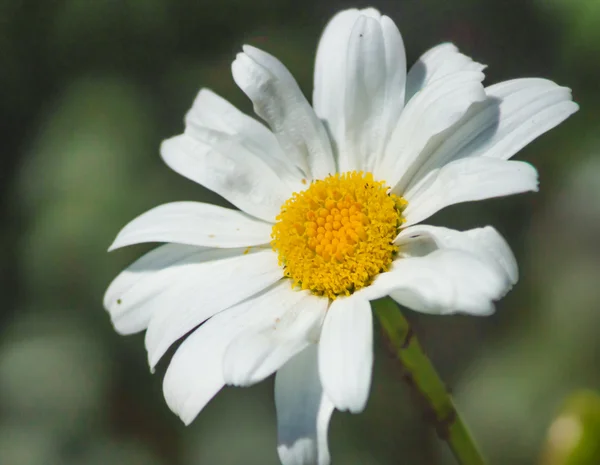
<box><xmin>271</xmin><ymin>171</ymin><xmax>407</xmax><ymax>299</ymax></box>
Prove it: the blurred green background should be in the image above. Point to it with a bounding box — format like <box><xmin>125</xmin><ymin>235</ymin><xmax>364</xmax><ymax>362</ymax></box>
<box><xmin>1</xmin><ymin>0</ymin><xmax>599</xmax><ymax>464</ymax></box>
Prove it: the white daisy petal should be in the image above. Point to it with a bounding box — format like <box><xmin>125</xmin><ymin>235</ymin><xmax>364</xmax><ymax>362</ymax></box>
<box><xmin>313</xmin><ymin>8</ymin><xmax>363</xmax><ymax>160</ymax></box>
<box><xmin>313</xmin><ymin>9</ymin><xmax>406</xmax><ymax>173</ymax></box>
<box><xmin>379</xmin><ymin>15</ymin><xmax>408</xmax><ymax>147</ymax></box>
<box><xmin>223</xmin><ymin>292</ymin><xmax>327</xmax><ymax>387</ymax></box>
<box><xmin>376</xmin><ymin>70</ymin><xmax>486</xmax><ymax>193</ymax></box>
<box><xmin>318</xmin><ymin>296</ymin><xmax>373</xmax><ymax>414</ymax></box>
<box><xmin>162</xmin><ymin>301</ymin><xmax>244</xmax><ymax>425</ymax></box>
<box><xmin>344</xmin><ymin>16</ymin><xmax>407</xmax><ymax>172</ymax></box>
<box><xmin>343</xmin><ymin>15</ymin><xmax>387</xmax><ymax>172</ymax></box>
<box><xmin>403</xmin><ymin>157</ymin><xmax>539</xmax><ymax>226</ymax></box>
<box><xmin>361</xmin><ymin>249</ymin><xmax>507</xmax><ymax>315</ymax></box>
<box><xmin>464</xmin><ymin>227</ymin><xmax>518</xmax><ymax>285</ymax></box>
<box><xmin>395</xmin><ymin>225</ymin><xmax>518</xmax><ymax>286</ymax></box>
<box><xmin>185</xmin><ymin>88</ymin><xmax>277</xmax><ymax>150</ymax></box>
<box><xmin>108</xmin><ymin>201</ymin><xmax>273</xmax><ymax>250</ymax></box>
<box><xmin>182</xmin><ymin>123</ymin><xmax>303</xmax><ymax>193</ymax></box>
<box><xmin>104</xmin><ymin>244</ymin><xmax>206</xmax><ymax>335</ymax></box>
<box><xmin>405</xmin><ymin>42</ymin><xmax>486</xmax><ymax>102</ymax></box>
<box><xmin>276</xmin><ymin>345</ymin><xmax>335</xmax><ymax>465</ymax></box>
<box><xmin>161</xmin><ymin>134</ymin><xmax>290</xmax><ymax>222</ymax></box>
<box><xmin>144</xmin><ymin>248</ymin><xmax>282</xmax><ymax>370</ymax></box>
<box><xmin>401</xmin><ymin>79</ymin><xmax>578</xmax><ymax>193</ymax></box>
<box><xmin>106</xmin><ymin>246</ymin><xmax>269</xmax><ymax>346</ymax></box>
<box><xmin>464</xmin><ymin>78</ymin><xmax>578</xmax><ymax>160</ymax></box>
<box><xmin>232</xmin><ymin>45</ymin><xmax>335</xmax><ymax>180</ymax></box>
<box><xmin>163</xmin><ymin>280</ymin><xmax>292</xmax><ymax>425</ymax></box>
<box><xmin>185</xmin><ymin>88</ymin><xmax>304</xmax><ymax>188</ymax></box>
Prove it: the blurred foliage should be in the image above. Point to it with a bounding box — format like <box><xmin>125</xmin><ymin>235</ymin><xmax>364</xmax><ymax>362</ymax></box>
<box><xmin>0</xmin><ymin>0</ymin><xmax>599</xmax><ymax>464</ymax></box>
<box><xmin>540</xmin><ymin>390</ymin><xmax>600</xmax><ymax>465</ymax></box>
<box><xmin>535</xmin><ymin>0</ymin><xmax>600</xmax><ymax>79</ymax></box>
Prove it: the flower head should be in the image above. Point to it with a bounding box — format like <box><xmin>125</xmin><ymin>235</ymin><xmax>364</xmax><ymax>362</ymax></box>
<box><xmin>271</xmin><ymin>171</ymin><xmax>407</xmax><ymax>298</ymax></box>
<box><xmin>104</xmin><ymin>7</ymin><xmax>577</xmax><ymax>465</ymax></box>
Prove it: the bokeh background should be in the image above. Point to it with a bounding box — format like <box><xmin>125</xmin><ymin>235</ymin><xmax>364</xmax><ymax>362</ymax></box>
<box><xmin>1</xmin><ymin>0</ymin><xmax>599</xmax><ymax>464</ymax></box>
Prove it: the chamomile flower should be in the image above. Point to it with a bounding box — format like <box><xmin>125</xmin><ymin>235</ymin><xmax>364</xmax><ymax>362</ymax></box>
<box><xmin>104</xmin><ymin>7</ymin><xmax>577</xmax><ymax>465</ymax></box>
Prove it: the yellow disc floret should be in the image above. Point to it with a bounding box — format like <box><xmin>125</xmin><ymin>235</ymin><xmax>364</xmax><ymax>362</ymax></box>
<box><xmin>271</xmin><ymin>171</ymin><xmax>407</xmax><ymax>299</ymax></box>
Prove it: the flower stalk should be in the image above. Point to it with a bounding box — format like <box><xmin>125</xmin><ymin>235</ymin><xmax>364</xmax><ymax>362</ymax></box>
<box><xmin>373</xmin><ymin>297</ymin><xmax>486</xmax><ymax>465</ymax></box>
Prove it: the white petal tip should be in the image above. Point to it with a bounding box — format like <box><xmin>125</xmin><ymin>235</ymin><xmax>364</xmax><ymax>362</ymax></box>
<box><xmin>346</xmin><ymin>399</ymin><xmax>368</xmax><ymax>414</ymax></box>
<box><xmin>349</xmin><ymin>405</ymin><xmax>365</xmax><ymax>415</ymax></box>
<box><xmin>180</xmin><ymin>414</ymin><xmax>195</xmax><ymax>426</ymax></box>
<box><xmin>165</xmin><ymin>391</ymin><xmax>197</xmax><ymax>426</ymax></box>
<box><xmin>242</xmin><ymin>44</ymin><xmax>258</xmax><ymax>54</ymax></box>
<box><xmin>439</xmin><ymin>41</ymin><xmax>458</xmax><ymax>50</ymax></box>
<box><xmin>359</xmin><ymin>7</ymin><xmax>381</xmax><ymax>19</ymax></box>
<box><xmin>564</xmin><ymin>100</ymin><xmax>579</xmax><ymax>114</ymax></box>
<box><xmin>327</xmin><ymin>396</ymin><xmax>367</xmax><ymax>415</ymax></box>
<box><xmin>111</xmin><ymin>322</ymin><xmax>132</xmax><ymax>336</ymax></box>
<box><xmin>148</xmin><ymin>355</ymin><xmax>158</xmax><ymax>373</ymax></box>
<box><xmin>480</xmin><ymin>303</ymin><xmax>496</xmax><ymax>316</ymax></box>
<box><xmin>159</xmin><ymin>137</ymin><xmax>171</xmax><ymax>152</ymax></box>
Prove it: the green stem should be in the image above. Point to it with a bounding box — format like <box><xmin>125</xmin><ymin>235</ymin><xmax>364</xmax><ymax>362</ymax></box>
<box><xmin>373</xmin><ymin>297</ymin><xmax>486</xmax><ymax>465</ymax></box>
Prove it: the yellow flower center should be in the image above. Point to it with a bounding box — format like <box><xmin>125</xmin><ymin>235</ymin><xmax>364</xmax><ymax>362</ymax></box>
<box><xmin>271</xmin><ymin>171</ymin><xmax>407</xmax><ymax>299</ymax></box>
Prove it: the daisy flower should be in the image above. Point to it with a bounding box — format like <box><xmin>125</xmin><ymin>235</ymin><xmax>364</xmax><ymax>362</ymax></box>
<box><xmin>104</xmin><ymin>7</ymin><xmax>577</xmax><ymax>465</ymax></box>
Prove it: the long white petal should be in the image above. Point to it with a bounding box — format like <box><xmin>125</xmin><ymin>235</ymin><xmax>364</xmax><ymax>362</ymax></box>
<box><xmin>104</xmin><ymin>244</ymin><xmax>207</xmax><ymax>335</ymax></box>
<box><xmin>163</xmin><ymin>280</ymin><xmax>291</xmax><ymax>425</ymax></box>
<box><xmin>313</xmin><ymin>8</ymin><xmax>363</xmax><ymax>165</ymax></box>
<box><xmin>108</xmin><ymin>201</ymin><xmax>273</xmax><ymax>250</ymax></box>
<box><xmin>376</xmin><ymin>71</ymin><xmax>486</xmax><ymax>193</ymax></box>
<box><xmin>395</xmin><ymin>225</ymin><xmax>518</xmax><ymax>286</ymax></box>
<box><xmin>360</xmin><ymin>249</ymin><xmax>507</xmax><ymax>315</ymax></box>
<box><xmin>344</xmin><ymin>16</ymin><xmax>406</xmax><ymax>172</ymax></box>
<box><xmin>232</xmin><ymin>46</ymin><xmax>335</xmax><ymax>179</ymax></box>
<box><xmin>161</xmin><ymin>134</ymin><xmax>290</xmax><ymax>222</ymax></box>
<box><xmin>342</xmin><ymin>15</ymin><xmax>387</xmax><ymax>171</ymax></box>
<box><xmin>222</xmin><ymin>292</ymin><xmax>327</xmax><ymax>387</ymax></box>
<box><xmin>405</xmin><ymin>42</ymin><xmax>485</xmax><ymax>102</ymax></box>
<box><xmin>144</xmin><ymin>248</ymin><xmax>282</xmax><ymax>370</ymax></box>
<box><xmin>467</xmin><ymin>78</ymin><xmax>578</xmax><ymax>160</ymax></box>
<box><xmin>402</xmin><ymin>79</ymin><xmax>578</xmax><ymax>193</ymax></box>
<box><xmin>464</xmin><ymin>227</ymin><xmax>518</xmax><ymax>285</ymax></box>
<box><xmin>403</xmin><ymin>157</ymin><xmax>538</xmax><ymax>226</ymax></box>
<box><xmin>184</xmin><ymin>88</ymin><xmax>303</xmax><ymax>187</ymax></box>
<box><xmin>276</xmin><ymin>345</ymin><xmax>335</xmax><ymax>465</ymax></box>
<box><xmin>162</xmin><ymin>302</ymin><xmax>245</xmax><ymax>426</ymax></box>
<box><xmin>379</xmin><ymin>15</ymin><xmax>408</xmax><ymax>148</ymax></box>
<box><xmin>313</xmin><ymin>9</ymin><xmax>406</xmax><ymax>172</ymax></box>
<box><xmin>318</xmin><ymin>296</ymin><xmax>373</xmax><ymax>413</ymax></box>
